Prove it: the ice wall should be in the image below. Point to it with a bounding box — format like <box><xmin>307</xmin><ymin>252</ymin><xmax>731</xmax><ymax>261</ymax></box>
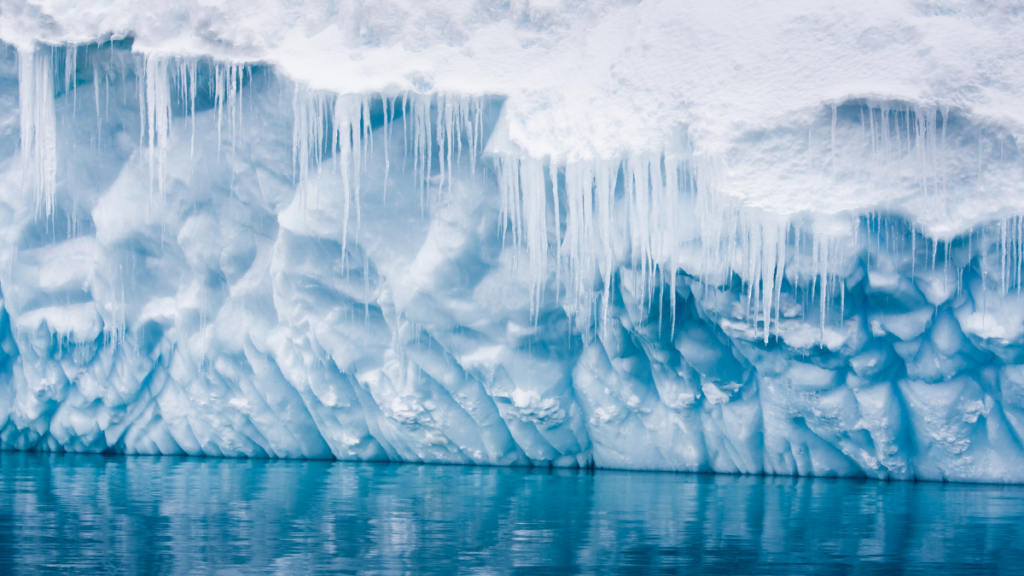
<box><xmin>1</xmin><ymin>2</ymin><xmax>1024</xmax><ymax>482</ymax></box>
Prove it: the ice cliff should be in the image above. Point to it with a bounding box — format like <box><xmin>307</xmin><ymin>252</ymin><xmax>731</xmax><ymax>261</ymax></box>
<box><xmin>1</xmin><ymin>1</ymin><xmax>1024</xmax><ymax>482</ymax></box>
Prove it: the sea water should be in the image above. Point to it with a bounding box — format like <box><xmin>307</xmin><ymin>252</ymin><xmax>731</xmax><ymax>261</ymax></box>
<box><xmin>1</xmin><ymin>453</ymin><xmax>1023</xmax><ymax>574</ymax></box>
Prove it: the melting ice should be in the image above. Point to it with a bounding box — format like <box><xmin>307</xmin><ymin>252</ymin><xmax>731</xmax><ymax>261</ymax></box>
<box><xmin>1</xmin><ymin>2</ymin><xmax>1024</xmax><ymax>482</ymax></box>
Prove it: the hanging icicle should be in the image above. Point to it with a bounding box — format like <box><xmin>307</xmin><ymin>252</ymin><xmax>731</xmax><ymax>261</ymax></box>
<box><xmin>141</xmin><ymin>54</ymin><xmax>172</xmax><ymax>197</ymax></box>
<box><xmin>19</xmin><ymin>45</ymin><xmax>58</xmax><ymax>218</ymax></box>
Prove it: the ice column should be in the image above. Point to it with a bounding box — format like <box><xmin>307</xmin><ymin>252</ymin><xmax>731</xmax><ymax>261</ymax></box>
<box><xmin>18</xmin><ymin>46</ymin><xmax>58</xmax><ymax>218</ymax></box>
<box><xmin>333</xmin><ymin>94</ymin><xmax>369</xmax><ymax>251</ymax></box>
<box><xmin>141</xmin><ymin>55</ymin><xmax>171</xmax><ymax>196</ymax></box>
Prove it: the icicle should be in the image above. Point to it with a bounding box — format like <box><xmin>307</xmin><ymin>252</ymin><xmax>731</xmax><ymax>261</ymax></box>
<box><xmin>944</xmin><ymin>239</ymin><xmax>951</xmax><ymax>292</ymax></box>
<box><xmin>939</xmin><ymin>106</ymin><xmax>948</xmax><ymax>194</ymax></box>
<box><xmin>881</xmin><ymin>103</ymin><xmax>892</xmax><ymax>186</ymax></box>
<box><xmin>596</xmin><ymin>161</ymin><xmax>617</xmax><ymax>333</ymax></box>
<box><xmin>227</xmin><ymin>64</ymin><xmax>238</xmax><ymax>156</ymax></box>
<box><xmin>501</xmin><ymin>156</ymin><xmax>548</xmax><ymax>319</ymax></box>
<box><xmin>433</xmin><ymin>95</ymin><xmax>485</xmax><ymax>200</ymax></box>
<box><xmin>94</xmin><ymin>61</ymin><xmax>101</xmax><ymax>147</ymax></box>
<box><xmin>839</xmin><ymin>247</ymin><xmax>845</xmax><ymax>323</ymax></box>
<box><xmin>819</xmin><ymin>239</ymin><xmax>829</xmax><ymax>342</ymax></box>
<box><xmin>402</xmin><ymin>93</ymin><xmax>409</xmax><ymax>165</ymax></box>
<box><xmin>215</xmin><ymin>63</ymin><xmax>224</xmax><ymax>158</ymax></box>
<box><xmin>744</xmin><ymin>221</ymin><xmax>760</xmax><ymax>327</ymax></box>
<box><xmin>437</xmin><ymin>95</ymin><xmax>453</xmax><ymax>196</ymax></box>
<box><xmin>868</xmin><ymin>105</ymin><xmax>876</xmax><ymax>158</ymax></box>
<box><xmin>760</xmin><ymin>224</ymin><xmax>778</xmax><ymax>344</ymax></box>
<box><xmin>19</xmin><ymin>45</ymin><xmax>58</xmax><ymax>219</ymax></box>
<box><xmin>356</xmin><ymin>95</ymin><xmax>369</xmax><ymax>232</ymax></box>
<box><xmin>560</xmin><ymin>160</ymin><xmax>598</xmax><ymax>334</ymax></box>
<box><xmin>471</xmin><ymin>98</ymin><xmax>482</xmax><ymax>174</ymax></box>
<box><xmin>625</xmin><ymin>155</ymin><xmax>657</xmax><ymax>312</ymax></box>
<box><xmin>1018</xmin><ymin>216</ymin><xmax>1023</xmax><ymax>295</ymax></box>
<box><xmin>496</xmin><ymin>155</ymin><xmax>519</xmax><ymax>249</ymax></box>
<box><xmin>142</xmin><ymin>54</ymin><xmax>172</xmax><ymax>197</ymax></box>
<box><xmin>64</xmin><ymin>45</ymin><xmax>77</xmax><ymax>115</ymax></box>
<box><xmin>550</xmin><ymin>161</ymin><xmax>562</xmax><ymax>303</ymax></box>
<box><xmin>236</xmin><ymin>65</ymin><xmax>245</xmax><ymax>147</ymax></box>
<box><xmin>664</xmin><ymin>146</ymin><xmax>683</xmax><ymax>342</ymax></box>
<box><xmin>757</xmin><ymin>220</ymin><xmax>786</xmax><ymax>342</ymax></box>
<box><xmin>333</xmin><ymin>94</ymin><xmax>365</xmax><ymax>257</ymax></box>
<box><xmin>382</xmin><ymin>96</ymin><xmax>392</xmax><ymax>206</ymax></box>
<box><xmin>811</xmin><ymin>236</ymin><xmax>821</xmax><ymax>336</ymax></box>
<box><xmin>981</xmin><ymin>226</ymin><xmax>988</xmax><ymax>324</ymax></box>
<box><xmin>292</xmin><ymin>87</ymin><xmax>329</xmax><ymax>209</ymax></box>
<box><xmin>1002</xmin><ymin>219</ymin><xmax>1008</xmax><ymax>295</ymax></box>
<box><xmin>188</xmin><ymin>61</ymin><xmax>197</xmax><ymax>159</ymax></box>
<box><xmin>361</xmin><ymin>93</ymin><xmax>371</xmax><ymax>173</ymax></box>
<box><xmin>410</xmin><ymin>93</ymin><xmax>432</xmax><ymax>209</ymax></box>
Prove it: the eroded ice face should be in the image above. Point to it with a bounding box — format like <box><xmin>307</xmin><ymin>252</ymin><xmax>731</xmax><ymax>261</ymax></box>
<box><xmin>1</xmin><ymin>2</ymin><xmax>1024</xmax><ymax>482</ymax></box>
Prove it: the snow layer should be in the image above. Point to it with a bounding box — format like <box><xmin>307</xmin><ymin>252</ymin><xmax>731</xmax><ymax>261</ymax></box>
<box><xmin>0</xmin><ymin>2</ymin><xmax>1024</xmax><ymax>482</ymax></box>
<box><xmin>4</xmin><ymin>0</ymin><xmax>1024</xmax><ymax>233</ymax></box>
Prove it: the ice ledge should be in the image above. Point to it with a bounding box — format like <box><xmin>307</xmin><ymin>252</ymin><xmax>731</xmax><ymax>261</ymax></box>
<box><xmin>2</xmin><ymin>1</ymin><xmax>1023</xmax><ymax>160</ymax></box>
<box><xmin>1</xmin><ymin>11</ymin><xmax>1024</xmax><ymax>482</ymax></box>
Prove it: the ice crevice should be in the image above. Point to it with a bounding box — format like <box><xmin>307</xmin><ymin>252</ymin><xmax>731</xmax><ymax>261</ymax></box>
<box><xmin>4</xmin><ymin>40</ymin><xmax>1024</xmax><ymax>482</ymax></box>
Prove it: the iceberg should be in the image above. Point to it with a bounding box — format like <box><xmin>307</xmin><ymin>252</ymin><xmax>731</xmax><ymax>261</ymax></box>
<box><xmin>1</xmin><ymin>0</ymin><xmax>1024</xmax><ymax>482</ymax></box>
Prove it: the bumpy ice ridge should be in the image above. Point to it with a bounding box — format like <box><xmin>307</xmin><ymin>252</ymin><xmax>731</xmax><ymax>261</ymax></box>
<box><xmin>1</xmin><ymin>2</ymin><xmax>1024</xmax><ymax>482</ymax></box>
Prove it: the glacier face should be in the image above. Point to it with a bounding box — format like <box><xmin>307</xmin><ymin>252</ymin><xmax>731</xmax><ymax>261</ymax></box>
<box><xmin>1</xmin><ymin>2</ymin><xmax>1024</xmax><ymax>482</ymax></box>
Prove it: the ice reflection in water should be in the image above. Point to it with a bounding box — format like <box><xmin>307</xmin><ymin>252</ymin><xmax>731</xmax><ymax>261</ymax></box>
<box><xmin>1</xmin><ymin>452</ymin><xmax>1023</xmax><ymax>574</ymax></box>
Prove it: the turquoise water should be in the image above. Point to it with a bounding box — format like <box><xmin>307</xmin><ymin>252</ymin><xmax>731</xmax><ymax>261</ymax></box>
<box><xmin>1</xmin><ymin>452</ymin><xmax>1022</xmax><ymax>574</ymax></box>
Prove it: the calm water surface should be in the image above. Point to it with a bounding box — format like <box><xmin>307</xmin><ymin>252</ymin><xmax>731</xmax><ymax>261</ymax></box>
<box><xmin>1</xmin><ymin>452</ymin><xmax>1022</xmax><ymax>574</ymax></box>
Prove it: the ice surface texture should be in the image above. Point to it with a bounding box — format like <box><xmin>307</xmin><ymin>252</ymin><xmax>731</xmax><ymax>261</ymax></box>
<box><xmin>1</xmin><ymin>2</ymin><xmax>1024</xmax><ymax>482</ymax></box>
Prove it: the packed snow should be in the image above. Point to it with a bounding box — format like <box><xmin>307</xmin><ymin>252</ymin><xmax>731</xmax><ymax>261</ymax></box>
<box><xmin>1</xmin><ymin>1</ymin><xmax>1024</xmax><ymax>482</ymax></box>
